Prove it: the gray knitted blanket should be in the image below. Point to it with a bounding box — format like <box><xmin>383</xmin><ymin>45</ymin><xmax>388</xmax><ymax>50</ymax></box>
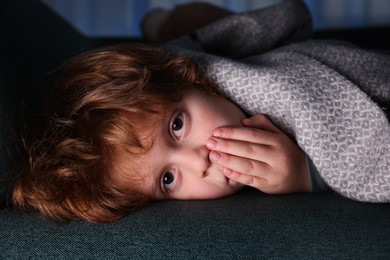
<box><xmin>167</xmin><ymin>0</ymin><xmax>390</xmax><ymax>202</ymax></box>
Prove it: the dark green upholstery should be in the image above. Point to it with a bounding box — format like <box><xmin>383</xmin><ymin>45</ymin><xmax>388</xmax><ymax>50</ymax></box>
<box><xmin>2</xmin><ymin>189</ymin><xmax>390</xmax><ymax>259</ymax></box>
<box><xmin>1</xmin><ymin>0</ymin><xmax>389</xmax><ymax>258</ymax></box>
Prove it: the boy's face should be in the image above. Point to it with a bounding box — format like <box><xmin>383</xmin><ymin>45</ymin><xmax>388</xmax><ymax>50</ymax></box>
<box><xmin>124</xmin><ymin>87</ymin><xmax>246</xmax><ymax>200</ymax></box>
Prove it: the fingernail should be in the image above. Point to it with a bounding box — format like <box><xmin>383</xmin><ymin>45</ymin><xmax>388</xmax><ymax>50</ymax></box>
<box><xmin>242</xmin><ymin>118</ymin><xmax>251</xmax><ymax>124</ymax></box>
<box><xmin>209</xmin><ymin>151</ymin><xmax>221</xmax><ymax>162</ymax></box>
<box><xmin>213</xmin><ymin>129</ymin><xmax>223</xmax><ymax>137</ymax></box>
<box><xmin>207</xmin><ymin>138</ymin><xmax>218</xmax><ymax>149</ymax></box>
<box><xmin>224</xmin><ymin>168</ymin><xmax>233</xmax><ymax>176</ymax></box>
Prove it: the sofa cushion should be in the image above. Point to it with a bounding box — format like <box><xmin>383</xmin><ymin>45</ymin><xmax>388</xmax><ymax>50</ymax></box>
<box><xmin>1</xmin><ymin>189</ymin><xmax>389</xmax><ymax>258</ymax></box>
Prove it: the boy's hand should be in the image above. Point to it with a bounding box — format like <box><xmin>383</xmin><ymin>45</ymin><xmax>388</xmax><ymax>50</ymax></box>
<box><xmin>207</xmin><ymin>115</ymin><xmax>310</xmax><ymax>194</ymax></box>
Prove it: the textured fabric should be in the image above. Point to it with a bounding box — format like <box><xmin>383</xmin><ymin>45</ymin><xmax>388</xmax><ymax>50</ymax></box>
<box><xmin>195</xmin><ymin>0</ymin><xmax>312</xmax><ymax>59</ymax></box>
<box><xmin>167</xmin><ymin>0</ymin><xmax>390</xmax><ymax>202</ymax></box>
<box><xmin>1</xmin><ymin>190</ymin><xmax>390</xmax><ymax>259</ymax></box>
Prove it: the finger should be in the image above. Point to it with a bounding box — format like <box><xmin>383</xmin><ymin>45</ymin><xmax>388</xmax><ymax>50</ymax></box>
<box><xmin>213</xmin><ymin>125</ymin><xmax>277</xmax><ymax>145</ymax></box>
<box><xmin>207</xmin><ymin>137</ymin><xmax>273</xmax><ymax>163</ymax></box>
<box><xmin>242</xmin><ymin>115</ymin><xmax>282</xmax><ymax>133</ymax></box>
<box><xmin>209</xmin><ymin>150</ymin><xmax>270</xmax><ymax>178</ymax></box>
<box><xmin>224</xmin><ymin>168</ymin><xmax>268</xmax><ymax>190</ymax></box>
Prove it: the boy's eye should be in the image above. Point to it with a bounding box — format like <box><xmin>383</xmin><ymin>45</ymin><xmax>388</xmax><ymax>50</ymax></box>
<box><xmin>161</xmin><ymin>170</ymin><xmax>176</xmax><ymax>192</ymax></box>
<box><xmin>170</xmin><ymin>113</ymin><xmax>185</xmax><ymax>140</ymax></box>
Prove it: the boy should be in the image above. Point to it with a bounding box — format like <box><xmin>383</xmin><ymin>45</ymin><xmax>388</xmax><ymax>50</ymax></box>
<box><xmin>10</xmin><ymin>0</ymin><xmax>390</xmax><ymax>223</ymax></box>
<box><xmin>11</xmin><ymin>43</ymin><xmax>316</xmax><ymax>223</ymax></box>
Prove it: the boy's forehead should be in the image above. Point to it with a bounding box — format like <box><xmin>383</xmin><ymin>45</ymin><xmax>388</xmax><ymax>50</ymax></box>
<box><xmin>112</xmin><ymin>130</ymin><xmax>156</xmax><ymax>185</ymax></box>
<box><xmin>112</xmin><ymin>103</ymin><xmax>174</xmax><ymax>189</ymax></box>
<box><xmin>128</xmin><ymin>103</ymin><xmax>169</xmax><ymax>132</ymax></box>
<box><xmin>113</xmin><ymin>134</ymin><xmax>162</xmax><ymax>197</ymax></box>
<box><xmin>123</xmin><ymin>103</ymin><xmax>173</xmax><ymax>155</ymax></box>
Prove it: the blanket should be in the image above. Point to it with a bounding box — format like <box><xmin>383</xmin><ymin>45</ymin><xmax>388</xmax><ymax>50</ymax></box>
<box><xmin>166</xmin><ymin>0</ymin><xmax>390</xmax><ymax>202</ymax></box>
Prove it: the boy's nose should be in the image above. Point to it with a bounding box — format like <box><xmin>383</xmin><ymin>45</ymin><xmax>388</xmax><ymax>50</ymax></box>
<box><xmin>177</xmin><ymin>146</ymin><xmax>210</xmax><ymax>178</ymax></box>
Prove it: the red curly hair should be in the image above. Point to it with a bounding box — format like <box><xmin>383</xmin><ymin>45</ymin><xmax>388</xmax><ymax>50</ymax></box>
<box><xmin>11</xmin><ymin>43</ymin><xmax>213</xmax><ymax>223</ymax></box>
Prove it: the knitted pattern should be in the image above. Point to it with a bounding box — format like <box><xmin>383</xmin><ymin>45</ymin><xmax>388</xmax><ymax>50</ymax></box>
<box><xmin>167</xmin><ymin>0</ymin><xmax>390</xmax><ymax>202</ymax></box>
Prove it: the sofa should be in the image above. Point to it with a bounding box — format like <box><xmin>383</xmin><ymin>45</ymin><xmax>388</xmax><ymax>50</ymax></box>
<box><xmin>1</xmin><ymin>0</ymin><xmax>390</xmax><ymax>259</ymax></box>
